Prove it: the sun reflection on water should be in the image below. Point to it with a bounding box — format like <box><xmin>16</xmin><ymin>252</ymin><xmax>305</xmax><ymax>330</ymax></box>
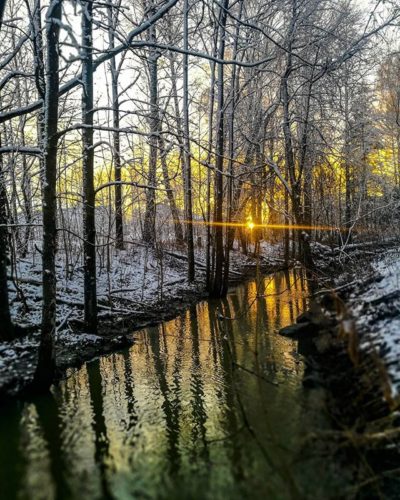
<box><xmin>0</xmin><ymin>269</ymin><xmax>349</xmax><ymax>500</ymax></box>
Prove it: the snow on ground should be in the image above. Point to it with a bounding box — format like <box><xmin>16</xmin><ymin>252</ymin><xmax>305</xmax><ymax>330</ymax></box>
<box><xmin>8</xmin><ymin>244</ymin><xmax>197</xmax><ymax>331</ymax></box>
<box><xmin>1</xmin><ymin>244</ymin><xmax>202</xmax><ymax>395</ymax></box>
<box><xmin>4</xmin><ymin>238</ymin><xmax>399</xmax><ymax>400</ymax></box>
<box><xmin>0</xmin><ymin>241</ymin><xmax>285</xmax><ymax>396</ymax></box>
<box><xmin>7</xmin><ymin>241</ymin><xmax>283</xmax><ymax>332</ymax></box>
<box><xmin>350</xmin><ymin>250</ymin><xmax>400</xmax><ymax>397</ymax></box>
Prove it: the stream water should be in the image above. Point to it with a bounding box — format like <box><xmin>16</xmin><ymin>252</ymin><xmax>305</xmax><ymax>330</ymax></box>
<box><xmin>0</xmin><ymin>269</ymin><xmax>349</xmax><ymax>500</ymax></box>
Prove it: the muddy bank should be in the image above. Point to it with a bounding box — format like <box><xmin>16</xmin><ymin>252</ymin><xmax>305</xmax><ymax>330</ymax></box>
<box><xmin>0</xmin><ymin>250</ymin><xmax>287</xmax><ymax>401</ymax></box>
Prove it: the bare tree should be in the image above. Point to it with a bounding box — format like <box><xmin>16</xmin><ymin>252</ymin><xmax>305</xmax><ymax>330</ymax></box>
<box><xmin>32</xmin><ymin>0</ymin><xmax>63</xmax><ymax>389</ymax></box>
<box><xmin>211</xmin><ymin>0</ymin><xmax>229</xmax><ymax>297</ymax></box>
<box><xmin>182</xmin><ymin>0</ymin><xmax>195</xmax><ymax>281</ymax></box>
<box><xmin>81</xmin><ymin>0</ymin><xmax>97</xmax><ymax>334</ymax></box>
<box><xmin>142</xmin><ymin>0</ymin><xmax>158</xmax><ymax>245</ymax></box>
<box><xmin>107</xmin><ymin>0</ymin><xmax>124</xmax><ymax>250</ymax></box>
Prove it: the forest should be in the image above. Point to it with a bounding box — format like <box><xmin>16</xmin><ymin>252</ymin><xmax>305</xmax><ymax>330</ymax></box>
<box><xmin>0</xmin><ymin>0</ymin><xmax>400</xmax><ymax>498</ymax></box>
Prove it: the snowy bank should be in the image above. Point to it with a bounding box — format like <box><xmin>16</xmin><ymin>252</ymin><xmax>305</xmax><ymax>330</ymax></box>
<box><xmin>0</xmin><ymin>243</ymin><xmax>285</xmax><ymax>399</ymax></box>
<box><xmin>349</xmin><ymin>250</ymin><xmax>400</xmax><ymax>398</ymax></box>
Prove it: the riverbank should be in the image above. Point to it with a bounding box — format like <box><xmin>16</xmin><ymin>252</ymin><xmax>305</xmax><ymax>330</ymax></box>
<box><xmin>0</xmin><ymin>243</ymin><xmax>287</xmax><ymax>400</ymax></box>
<box><xmin>280</xmin><ymin>247</ymin><xmax>400</xmax><ymax>498</ymax></box>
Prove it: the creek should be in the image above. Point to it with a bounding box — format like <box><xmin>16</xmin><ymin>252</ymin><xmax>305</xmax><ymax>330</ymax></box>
<box><xmin>0</xmin><ymin>269</ymin><xmax>349</xmax><ymax>499</ymax></box>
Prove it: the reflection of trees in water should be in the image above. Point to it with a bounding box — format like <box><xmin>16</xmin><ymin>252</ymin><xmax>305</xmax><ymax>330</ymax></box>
<box><xmin>188</xmin><ymin>308</ymin><xmax>210</xmax><ymax>465</ymax></box>
<box><xmin>1</xmin><ymin>269</ymin><xmax>314</xmax><ymax>500</ymax></box>
<box><xmin>33</xmin><ymin>392</ymin><xmax>71</xmax><ymax>499</ymax></box>
<box><xmin>207</xmin><ymin>300</ymin><xmax>220</xmax><ymax>367</ymax></box>
<box><xmin>219</xmin><ymin>278</ymin><xmax>304</xmax><ymax>499</ymax></box>
<box><xmin>254</xmin><ymin>278</ymin><xmax>278</xmax><ymax>375</ymax></box>
<box><xmin>268</xmin><ymin>268</ymin><xmax>310</xmax><ymax>326</ymax></box>
<box><xmin>122</xmin><ymin>350</ymin><xmax>138</xmax><ymax>453</ymax></box>
<box><xmin>167</xmin><ymin>318</ymin><xmax>185</xmax><ymax>459</ymax></box>
<box><xmin>87</xmin><ymin>359</ymin><xmax>112</xmax><ymax>499</ymax></box>
<box><xmin>213</xmin><ymin>298</ymin><xmax>245</xmax><ymax>483</ymax></box>
<box><xmin>305</xmin><ymin>268</ymin><xmax>317</xmax><ymax>298</ymax></box>
<box><xmin>284</xmin><ymin>270</ymin><xmax>295</xmax><ymax>324</ymax></box>
<box><xmin>147</xmin><ymin>320</ymin><xmax>181</xmax><ymax>475</ymax></box>
<box><xmin>293</xmin><ymin>268</ymin><xmax>302</xmax><ymax>315</ymax></box>
<box><xmin>228</xmin><ymin>286</ymin><xmax>253</xmax><ymax>355</ymax></box>
<box><xmin>274</xmin><ymin>272</ymin><xmax>283</xmax><ymax>330</ymax></box>
<box><xmin>219</xmin><ymin>296</ymin><xmax>288</xmax><ymax>495</ymax></box>
<box><xmin>0</xmin><ymin>401</ymin><xmax>23</xmax><ymax>498</ymax></box>
<box><xmin>255</xmin><ymin>284</ymin><xmax>279</xmax><ymax>379</ymax></box>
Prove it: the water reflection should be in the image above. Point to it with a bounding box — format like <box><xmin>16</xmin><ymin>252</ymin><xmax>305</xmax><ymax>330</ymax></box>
<box><xmin>0</xmin><ymin>269</ymin><xmax>346</xmax><ymax>499</ymax></box>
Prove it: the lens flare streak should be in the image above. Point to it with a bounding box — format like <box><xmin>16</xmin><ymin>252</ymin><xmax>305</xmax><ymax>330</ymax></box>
<box><xmin>182</xmin><ymin>220</ymin><xmax>336</xmax><ymax>231</ymax></box>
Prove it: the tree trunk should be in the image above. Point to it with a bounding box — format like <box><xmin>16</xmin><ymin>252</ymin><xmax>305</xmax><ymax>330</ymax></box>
<box><xmin>82</xmin><ymin>0</ymin><xmax>97</xmax><ymax>333</ymax></box>
<box><xmin>142</xmin><ymin>3</ymin><xmax>158</xmax><ymax>245</ymax></box>
<box><xmin>205</xmin><ymin>18</ymin><xmax>220</xmax><ymax>290</ymax></box>
<box><xmin>107</xmin><ymin>1</ymin><xmax>124</xmax><ymax>250</ymax></box>
<box><xmin>158</xmin><ymin>130</ymin><xmax>184</xmax><ymax>244</ymax></box>
<box><xmin>32</xmin><ymin>0</ymin><xmax>45</xmax><ymax>195</ymax></box>
<box><xmin>0</xmin><ymin>0</ymin><xmax>7</xmax><ymax>28</ymax></box>
<box><xmin>166</xmin><ymin>23</ymin><xmax>194</xmax><ymax>264</ymax></box>
<box><xmin>0</xmin><ymin>136</ymin><xmax>14</xmax><ymax>341</ymax></box>
<box><xmin>183</xmin><ymin>0</ymin><xmax>195</xmax><ymax>281</ymax></box>
<box><xmin>32</xmin><ymin>0</ymin><xmax>62</xmax><ymax>389</ymax></box>
<box><xmin>281</xmin><ymin>1</ymin><xmax>314</xmax><ymax>270</ymax></box>
<box><xmin>211</xmin><ymin>0</ymin><xmax>229</xmax><ymax>298</ymax></box>
<box><xmin>284</xmin><ymin>165</ymin><xmax>290</xmax><ymax>264</ymax></box>
<box><xmin>223</xmin><ymin>0</ymin><xmax>243</xmax><ymax>293</ymax></box>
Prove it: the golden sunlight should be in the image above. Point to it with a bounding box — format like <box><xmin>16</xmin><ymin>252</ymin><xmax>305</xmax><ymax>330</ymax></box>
<box><xmin>182</xmin><ymin>220</ymin><xmax>337</xmax><ymax>231</ymax></box>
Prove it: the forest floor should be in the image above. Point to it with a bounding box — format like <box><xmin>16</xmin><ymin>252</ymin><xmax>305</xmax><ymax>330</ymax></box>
<box><xmin>0</xmin><ymin>242</ymin><xmax>286</xmax><ymax>399</ymax></box>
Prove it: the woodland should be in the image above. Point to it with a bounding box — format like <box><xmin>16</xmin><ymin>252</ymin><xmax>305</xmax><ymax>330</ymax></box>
<box><xmin>0</xmin><ymin>0</ymin><xmax>400</xmax><ymax>498</ymax></box>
